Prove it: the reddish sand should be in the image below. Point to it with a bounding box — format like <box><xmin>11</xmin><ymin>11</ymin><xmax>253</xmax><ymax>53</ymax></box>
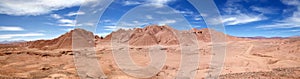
<box><xmin>0</xmin><ymin>25</ymin><xmax>299</xmax><ymax>79</ymax></box>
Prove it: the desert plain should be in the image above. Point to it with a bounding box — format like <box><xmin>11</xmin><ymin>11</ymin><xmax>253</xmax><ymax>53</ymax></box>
<box><xmin>0</xmin><ymin>25</ymin><xmax>299</xmax><ymax>79</ymax></box>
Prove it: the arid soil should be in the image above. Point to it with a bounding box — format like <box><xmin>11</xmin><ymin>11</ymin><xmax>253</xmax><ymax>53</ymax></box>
<box><xmin>0</xmin><ymin>25</ymin><xmax>299</xmax><ymax>79</ymax></box>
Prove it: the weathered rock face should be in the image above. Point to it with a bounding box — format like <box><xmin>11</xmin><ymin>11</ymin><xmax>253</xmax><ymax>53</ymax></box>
<box><xmin>129</xmin><ymin>25</ymin><xmax>179</xmax><ymax>46</ymax></box>
<box><xmin>22</xmin><ymin>25</ymin><xmax>242</xmax><ymax>49</ymax></box>
<box><xmin>23</xmin><ymin>29</ymin><xmax>96</xmax><ymax>50</ymax></box>
<box><xmin>102</xmin><ymin>25</ymin><xmax>239</xmax><ymax>46</ymax></box>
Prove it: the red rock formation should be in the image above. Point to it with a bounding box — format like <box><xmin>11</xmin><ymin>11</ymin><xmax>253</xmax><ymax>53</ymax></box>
<box><xmin>23</xmin><ymin>25</ymin><xmax>243</xmax><ymax>49</ymax></box>
<box><xmin>102</xmin><ymin>25</ymin><xmax>238</xmax><ymax>46</ymax></box>
<box><xmin>24</xmin><ymin>28</ymin><xmax>96</xmax><ymax>50</ymax></box>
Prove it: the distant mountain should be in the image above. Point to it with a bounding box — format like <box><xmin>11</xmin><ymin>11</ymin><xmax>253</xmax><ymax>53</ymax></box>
<box><xmin>21</xmin><ymin>28</ymin><xmax>97</xmax><ymax>50</ymax></box>
<box><xmin>0</xmin><ymin>40</ymin><xmax>26</xmax><ymax>44</ymax></box>
<box><xmin>103</xmin><ymin>25</ymin><xmax>240</xmax><ymax>46</ymax></box>
<box><xmin>18</xmin><ymin>25</ymin><xmax>244</xmax><ymax>50</ymax></box>
<box><xmin>240</xmin><ymin>36</ymin><xmax>290</xmax><ymax>39</ymax></box>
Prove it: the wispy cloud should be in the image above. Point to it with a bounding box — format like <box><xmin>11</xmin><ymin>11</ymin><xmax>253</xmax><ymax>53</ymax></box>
<box><xmin>0</xmin><ymin>33</ymin><xmax>44</xmax><ymax>39</ymax></box>
<box><xmin>104</xmin><ymin>25</ymin><xmax>132</xmax><ymax>31</ymax></box>
<box><xmin>57</xmin><ymin>19</ymin><xmax>76</xmax><ymax>27</ymax></box>
<box><xmin>61</xmin><ymin>28</ymin><xmax>74</xmax><ymax>32</ymax></box>
<box><xmin>0</xmin><ymin>26</ymin><xmax>24</xmax><ymax>31</ymax></box>
<box><xmin>147</xmin><ymin>0</ymin><xmax>174</xmax><ymax>8</ymax></box>
<box><xmin>96</xmin><ymin>32</ymin><xmax>110</xmax><ymax>37</ymax></box>
<box><xmin>58</xmin><ymin>19</ymin><xmax>75</xmax><ymax>24</ymax></box>
<box><xmin>146</xmin><ymin>15</ymin><xmax>153</xmax><ymax>19</ymax></box>
<box><xmin>101</xmin><ymin>19</ymin><xmax>112</xmax><ymax>23</ymax></box>
<box><xmin>220</xmin><ymin>0</ymin><xmax>268</xmax><ymax>26</ymax></box>
<box><xmin>158</xmin><ymin>19</ymin><xmax>176</xmax><ymax>26</ymax></box>
<box><xmin>281</xmin><ymin>0</ymin><xmax>300</xmax><ymax>6</ymax></box>
<box><xmin>122</xmin><ymin>1</ymin><xmax>142</xmax><ymax>6</ymax></box>
<box><xmin>65</xmin><ymin>11</ymin><xmax>85</xmax><ymax>16</ymax></box>
<box><xmin>120</xmin><ymin>0</ymin><xmax>173</xmax><ymax>8</ymax></box>
<box><xmin>50</xmin><ymin>14</ymin><xmax>62</xmax><ymax>19</ymax></box>
<box><xmin>103</xmin><ymin>21</ymin><xmax>147</xmax><ymax>31</ymax></box>
<box><xmin>256</xmin><ymin>0</ymin><xmax>300</xmax><ymax>29</ymax></box>
<box><xmin>0</xmin><ymin>0</ymin><xmax>98</xmax><ymax>16</ymax></box>
<box><xmin>256</xmin><ymin>23</ymin><xmax>300</xmax><ymax>29</ymax></box>
<box><xmin>222</xmin><ymin>14</ymin><xmax>267</xmax><ymax>25</ymax></box>
<box><xmin>193</xmin><ymin>15</ymin><xmax>202</xmax><ymax>21</ymax></box>
<box><xmin>155</xmin><ymin>9</ymin><xmax>194</xmax><ymax>16</ymax></box>
<box><xmin>50</xmin><ymin>13</ymin><xmax>96</xmax><ymax>27</ymax></box>
<box><xmin>250</xmin><ymin>6</ymin><xmax>279</xmax><ymax>14</ymax></box>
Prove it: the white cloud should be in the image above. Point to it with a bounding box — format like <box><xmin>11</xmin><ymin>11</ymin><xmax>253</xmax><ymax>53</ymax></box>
<box><xmin>101</xmin><ymin>20</ymin><xmax>112</xmax><ymax>23</ymax></box>
<box><xmin>220</xmin><ymin>0</ymin><xmax>268</xmax><ymax>26</ymax></box>
<box><xmin>193</xmin><ymin>15</ymin><xmax>202</xmax><ymax>21</ymax></box>
<box><xmin>58</xmin><ymin>24</ymin><xmax>76</xmax><ymax>27</ymax></box>
<box><xmin>57</xmin><ymin>19</ymin><xmax>76</xmax><ymax>27</ymax></box>
<box><xmin>146</xmin><ymin>15</ymin><xmax>153</xmax><ymax>19</ymax></box>
<box><xmin>62</xmin><ymin>28</ymin><xmax>74</xmax><ymax>32</ymax></box>
<box><xmin>158</xmin><ymin>19</ymin><xmax>176</xmax><ymax>26</ymax></box>
<box><xmin>222</xmin><ymin>14</ymin><xmax>267</xmax><ymax>25</ymax></box>
<box><xmin>250</xmin><ymin>6</ymin><xmax>279</xmax><ymax>14</ymax></box>
<box><xmin>50</xmin><ymin>14</ymin><xmax>62</xmax><ymax>19</ymax></box>
<box><xmin>96</xmin><ymin>32</ymin><xmax>110</xmax><ymax>37</ymax></box>
<box><xmin>256</xmin><ymin>23</ymin><xmax>300</xmax><ymax>29</ymax></box>
<box><xmin>121</xmin><ymin>0</ymin><xmax>173</xmax><ymax>7</ymax></box>
<box><xmin>0</xmin><ymin>33</ymin><xmax>44</xmax><ymax>39</ymax></box>
<box><xmin>256</xmin><ymin>0</ymin><xmax>300</xmax><ymax>29</ymax></box>
<box><xmin>55</xmin><ymin>18</ymin><xmax>94</xmax><ymax>27</ymax></box>
<box><xmin>104</xmin><ymin>23</ymin><xmax>143</xmax><ymax>31</ymax></box>
<box><xmin>65</xmin><ymin>11</ymin><xmax>85</xmax><ymax>16</ymax></box>
<box><xmin>118</xmin><ymin>21</ymin><xmax>147</xmax><ymax>28</ymax></box>
<box><xmin>0</xmin><ymin>26</ymin><xmax>24</xmax><ymax>31</ymax></box>
<box><xmin>290</xmin><ymin>29</ymin><xmax>300</xmax><ymax>32</ymax></box>
<box><xmin>194</xmin><ymin>17</ymin><xmax>202</xmax><ymax>21</ymax></box>
<box><xmin>147</xmin><ymin>0</ymin><xmax>173</xmax><ymax>8</ymax></box>
<box><xmin>59</xmin><ymin>19</ymin><xmax>75</xmax><ymax>24</ymax></box>
<box><xmin>81</xmin><ymin>22</ymin><xmax>95</xmax><ymax>27</ymax></box>
<box><xmin>174</xmin><ymin>9</ymin><xmax>194</xmax><ymax>15</ymax></box>
<box><xmin>123</xmin><ymin>1</ymin><xmax>142</xmax><ymax>6</ymax></box>
<box><xmin>280</xmin><ymin>0</ymin><xmax>300</xmax><ymax>6</ymax></box>
<box><xmin>104</xmin><ymin>26</ymin><xmax>126</xmax><ymax>31</ymax></box>
<box><xmin>0</xmin><ymin>0</ymin><xmax>97</xmax><ymax>16</ymax></box>
<box><xmin>156</xmin><ymin>9</ymin><xmax>194</xmax><ymax>16</ymax></box>
<box><xmin>193</xmin><ymin>26</ymin><xmax>201</xmax><ymax>28</ymax></box>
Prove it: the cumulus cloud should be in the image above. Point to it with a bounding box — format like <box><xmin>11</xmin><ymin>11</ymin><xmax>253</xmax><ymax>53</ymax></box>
<box><xmin>0</xmin><ymin>0</ymin><xmax>96</xmax><ymax>16</ymax></box>
<box><xmin>0</xmin><ymin>26</ymin><xmax>24</xmax><ymax>31</ymax></box>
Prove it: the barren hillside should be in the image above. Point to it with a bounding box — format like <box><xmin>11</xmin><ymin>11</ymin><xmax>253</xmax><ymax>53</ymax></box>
<box><xmin>0</xmin><ymin>25</ymin><xmax>299</xmax><ymax>79</ymax></box>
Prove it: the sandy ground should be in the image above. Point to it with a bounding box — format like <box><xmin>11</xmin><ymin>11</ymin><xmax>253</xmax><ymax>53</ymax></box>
<box><xmin>0</xmin><ymin>38</ymin><xmax>299</xmax><ymax>79</ymax></box>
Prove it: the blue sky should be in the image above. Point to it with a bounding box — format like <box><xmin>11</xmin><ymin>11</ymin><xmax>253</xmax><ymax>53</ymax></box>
<box><xmin>0</xmin><ymin>0</ymin><xmax>299</xmax><ymax>41</ymax></box>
